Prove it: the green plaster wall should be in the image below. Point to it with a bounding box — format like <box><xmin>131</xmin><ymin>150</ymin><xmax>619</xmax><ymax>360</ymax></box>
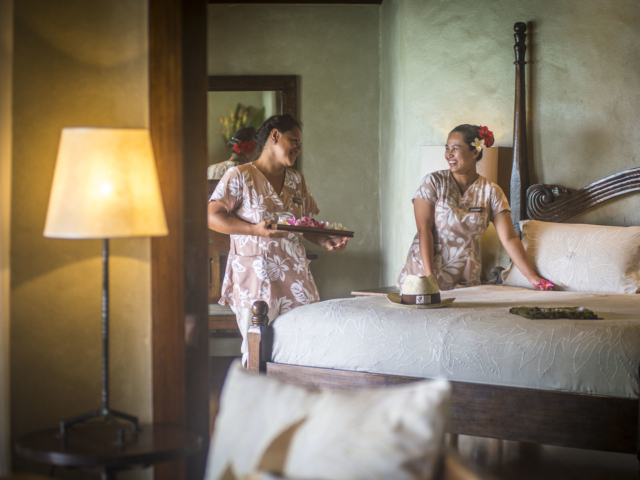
<box><xmin>380</xmin><ymin>0</ymin><xmax>640</xmax><ymax>286</ymax></box>
<box><xmin>208</xmin><ymin>5</ymin><xmax>381</xmax><ymax>299</ymax></box>
<box><xmin>11</xmin><ymin>2</ymin><xmax>152</xmax><ymax>476</ymax></box>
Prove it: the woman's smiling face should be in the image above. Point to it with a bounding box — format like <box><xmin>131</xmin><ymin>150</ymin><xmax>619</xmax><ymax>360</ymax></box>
<box><xmin>445</xmin><ymin>132</ymin><xmax>479</xmax><ymax>175</ymax></box>
<box><xmin>271</xmin><ymin>126</ymin><xmax>301</xmax><ymax>168</ymax></box>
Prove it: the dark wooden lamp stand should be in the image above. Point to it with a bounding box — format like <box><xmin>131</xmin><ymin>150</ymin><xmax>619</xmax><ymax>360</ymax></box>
<box><xmin>58</xmin><ymin>239</ymin><xmax>138</xmax><ymax>445</ymax></box>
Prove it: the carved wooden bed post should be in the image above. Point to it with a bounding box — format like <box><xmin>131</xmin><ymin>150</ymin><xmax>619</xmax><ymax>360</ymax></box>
<box><xmin>247</xmin><ymin>301</ymin><xmax>270</xmax><ymax>373</ymax></box>
<box><xmin>511</xmin><ymin>22</ymin><xmax>529</xmax><ymax>236</ymax></box>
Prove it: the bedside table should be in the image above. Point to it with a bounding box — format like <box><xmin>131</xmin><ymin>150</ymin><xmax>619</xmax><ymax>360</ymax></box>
<box><xmin>15</xmin><ymin>424</ymin><xmax>202</xmax><ymax>480</ymax></box>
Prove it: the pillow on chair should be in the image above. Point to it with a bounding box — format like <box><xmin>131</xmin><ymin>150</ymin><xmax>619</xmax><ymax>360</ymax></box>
<box><xmin>502</xmin><ymin>220</ymin><xmax>640</xmax><ymax>294</ymax></box>
<box><xmin>205</xmin><ymin>361</ymin><xmax>451</xmax><ymax>480</ymax></box>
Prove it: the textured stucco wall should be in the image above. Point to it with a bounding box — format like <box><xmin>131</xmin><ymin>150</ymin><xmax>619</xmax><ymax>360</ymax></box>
<box><xmin>380</xmin><ymin>0</ymin><xmax>640</xmax><ymax>286</ymax></box>
<box><xmin>209</xmin><ymin>5</ymin><xmax>381</xmax><ymax>299</ymax></box>
<box><xmin>11</xmin><ymin>2</ymin><xmax>152</xmax><ymax>475</ymax></box>
<box><xmin>0</xmin><ymin>0</ymin><xmax>13</xmax><ymax>474</ymax></box>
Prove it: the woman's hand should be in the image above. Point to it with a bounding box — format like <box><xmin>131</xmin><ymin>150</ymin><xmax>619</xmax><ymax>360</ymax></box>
<box><xmin>251</xmin><ymin>219</ymin><xmax>287</xmax><ymax>238</ymax></box>
<box><xmin>528</xmin><ymin>275</ymin><xmax>543</xmax><ymax>290</ymax></box>
<box><xmin>323</xmin><ymin>236</ymin><xmax>349</xmax><ymax>252</ymax></box>
<box><xmin>530</xmin><ymin>276</ymin><xmax>554</xmax><ymax>291</ymax></box>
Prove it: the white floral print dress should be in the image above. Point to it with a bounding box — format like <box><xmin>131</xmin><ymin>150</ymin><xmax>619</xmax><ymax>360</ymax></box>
<box><xmin>398</xmin><ymin>170</ymin><xmax>510</xmax><ymax>291</ymax></box>
<box><xmin>210</xmin><ymin>163</ymin><xmax>320</xmax><ymax>312</ymax></box>
<box><xmin>208</xmin><ymin>160</ymin><xmax>242</xmax><ymax>180</ymax></box>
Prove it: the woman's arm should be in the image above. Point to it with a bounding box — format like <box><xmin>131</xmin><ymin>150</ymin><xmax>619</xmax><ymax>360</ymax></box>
<box><xmin>303</xmin><ymin>232</ymin><xmax>349</xmax><ymax>252</ymax></box>
<box><xmin>493</xmin><ymin>211</ymin><xmax>544</xmax><ymax>288</ymax></box>
<box><xmin>414</xmin><ymin>199</ymin><xmax>437</xmax><ymax>278</ymax></box>
<box><xmin>207</xmin><ymin>201</ymin><xmax>284</xmax><ymax>238</ymax></box>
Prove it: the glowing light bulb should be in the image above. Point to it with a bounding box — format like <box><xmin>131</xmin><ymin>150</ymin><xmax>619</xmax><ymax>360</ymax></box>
<box><xmin>100</xmin><ymin>182</ymin><xmax>113</xmax><ymax>197</ymax></box>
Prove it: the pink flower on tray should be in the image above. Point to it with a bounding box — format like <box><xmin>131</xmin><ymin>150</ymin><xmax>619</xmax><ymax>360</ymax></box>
<box><xmin>536</xmin><ymin>279</ymin><xmax>555</xmax><ymax>291</ymax></box>
<box><xmin>277</xmin><ymin>216</ymin><xmax>341</xmax><ymax>230</ymax></box>
<box><xmin>297</xmin><ymin>216</ymin><xmax>311</xmax><ymax>227</ymax></box>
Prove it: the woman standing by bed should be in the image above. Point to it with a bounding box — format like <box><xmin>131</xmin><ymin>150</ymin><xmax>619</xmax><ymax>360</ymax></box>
<box><xmin>398</xmin><ymin>124</ymin><xmax>549</xmax><ymax>291</ymax></box>
<box><xmin>208</xmin><ymin>114</ymin><xmax>349</xmax><ymax>365</ymax></box>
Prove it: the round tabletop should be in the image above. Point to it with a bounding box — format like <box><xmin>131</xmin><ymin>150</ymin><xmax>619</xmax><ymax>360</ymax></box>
<box><xmin>15</xmin><ymin>424</ymin><xmax>202</xmax><ymax>469</ymax></box>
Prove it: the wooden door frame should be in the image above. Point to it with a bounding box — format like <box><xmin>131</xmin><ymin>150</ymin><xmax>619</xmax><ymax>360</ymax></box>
<box><xmin>149</xmin><ymin>1</ymin><xmax>209</xmax><ymax>480</ymax></box>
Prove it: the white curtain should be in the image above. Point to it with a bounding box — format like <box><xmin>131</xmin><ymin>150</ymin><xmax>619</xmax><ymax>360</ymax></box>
<box><xmin>0</xmin><ymin>0</ymin><xmax>13</xmax><ymax>474</ymax></box>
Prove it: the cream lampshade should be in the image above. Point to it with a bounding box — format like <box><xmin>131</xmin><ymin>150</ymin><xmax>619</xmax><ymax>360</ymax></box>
<box><xmin>44</xmin><ymin>127</ymin><xmax>168</xmax><ymax>239</ymax></box>
<box><xmin>43</xmin><ymin>127</ymin><xmax>167</xmax><ymax>443</ymax></box>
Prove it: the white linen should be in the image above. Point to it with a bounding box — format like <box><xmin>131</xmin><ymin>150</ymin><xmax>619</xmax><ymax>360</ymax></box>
<box><xmin>271</xmin><ymin>285</ymin><xmax>640</xmax><ymax>398</ymax></box>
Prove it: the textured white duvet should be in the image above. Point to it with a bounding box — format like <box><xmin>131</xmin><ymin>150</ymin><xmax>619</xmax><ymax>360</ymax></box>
<box><xmin>271</xmin><ymin>285</ymin><xmax>640</xmax><ymax>398</ymax></box>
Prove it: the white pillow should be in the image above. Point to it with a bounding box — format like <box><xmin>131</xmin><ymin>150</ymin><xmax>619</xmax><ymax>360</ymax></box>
<box><xmin>503</xmin><ymin>220</ymin><xmax>640</xmax><ymax>294</ymax></box>
<box><xmin>205</xmin><ymin>361</ymin><xmax>451</xmax><ymax>480</ymax></box>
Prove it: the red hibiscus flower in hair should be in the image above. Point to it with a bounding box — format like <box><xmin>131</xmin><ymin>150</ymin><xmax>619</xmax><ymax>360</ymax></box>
<box><xmin>478</xmin><ymin>126</ymin><xmax>494</xmax><ymax>148</ymax></box>
<box><xmin>233</xmin><ymin>139</ymin><xmax>256</xmax><ymax>155</ymax></box>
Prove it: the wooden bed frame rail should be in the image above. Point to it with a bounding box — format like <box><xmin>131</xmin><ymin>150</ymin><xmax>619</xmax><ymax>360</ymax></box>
<box><xmin>247</xmin><ymin>301</ymin><xmax>639</xmax><ymax>455</ymax></box>
<box><xmin>244</xmin><ymin>20</ymin><xmax>640</xmax><ymax>463</ymax></box>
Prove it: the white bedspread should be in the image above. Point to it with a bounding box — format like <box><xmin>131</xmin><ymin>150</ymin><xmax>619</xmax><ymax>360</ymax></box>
<box><xmin>271</xmin><ymin>286</ymin><xmax>640</xmax><ymax>398</ymax></box>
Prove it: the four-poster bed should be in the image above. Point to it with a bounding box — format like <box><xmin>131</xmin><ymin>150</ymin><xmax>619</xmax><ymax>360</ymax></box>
<box><xmin>245</xmin><ymin>22</ymin><xmax>640</xmax><ymax>459</ymax></box>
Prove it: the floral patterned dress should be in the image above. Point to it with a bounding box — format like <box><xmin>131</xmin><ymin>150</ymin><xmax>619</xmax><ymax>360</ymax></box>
<box><xmin>210</xmin><ymin>163</ymin><xmax>320</xmax><ymax>311</ymax></box>
<box><xmin>398</xmin><ymin>170</ymin><xmax>510</xmax><ymax>291</ymax></box>
<box><xmin>208</xmin><ymin>160</ymin><xmax>240</xmax><ymax>180</ymax></box>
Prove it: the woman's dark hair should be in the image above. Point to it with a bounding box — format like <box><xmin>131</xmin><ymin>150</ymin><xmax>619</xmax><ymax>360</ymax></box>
<box><xmin>450</xmin><ymin>124</ymin><xmax>483</xmax><ymax>161</ymax></box>
<box><xmin>254</xmin><ymin>114</ymin><xmax>302</xmax><ymax>148</ymax></box>
<box><xmin>227</xmin><ymin>127</ymin><xmax>256</xmax><ymax>151</ymax></box>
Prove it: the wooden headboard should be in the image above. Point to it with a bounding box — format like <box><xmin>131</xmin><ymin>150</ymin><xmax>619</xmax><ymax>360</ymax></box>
<box><xmin>509</xmin><ymin>23</ymin><xmax>640</xmax><ymax>230</ymax></box>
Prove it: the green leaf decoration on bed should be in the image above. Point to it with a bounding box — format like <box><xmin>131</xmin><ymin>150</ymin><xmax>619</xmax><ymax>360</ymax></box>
<box><xmin>509</xmin><ymin>306</ymin><xmax>600</xmax><ymax>320</ymax></box>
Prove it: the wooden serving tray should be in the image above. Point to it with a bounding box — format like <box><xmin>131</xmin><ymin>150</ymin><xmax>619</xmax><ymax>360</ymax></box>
<box><xmin>268</xmin><ymin>224</ymin><xmax>354</xmax><ymax>238</ymax></box>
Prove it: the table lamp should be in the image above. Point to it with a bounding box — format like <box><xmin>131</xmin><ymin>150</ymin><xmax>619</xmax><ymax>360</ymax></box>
<box><xmin>44</xmin><ymin>128</ymin><xmax>168</xmax><ymax>443</ymax></box>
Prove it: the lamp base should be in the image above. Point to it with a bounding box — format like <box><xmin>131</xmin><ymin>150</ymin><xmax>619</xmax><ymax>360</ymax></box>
<box><xmin>59</xmin><ymin>408</ymin><xmax>139</xmax><ymax>446</ymax></box>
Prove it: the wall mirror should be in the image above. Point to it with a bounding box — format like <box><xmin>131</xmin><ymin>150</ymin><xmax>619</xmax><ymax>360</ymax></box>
<box><xmin>208</xmin><ymin>90</ymin><xmax>277</xmax><ymax>165</ymax></box>
<box><xmin>207</xmin><ymin>75</ymin><xmax>298</xmax><ymax>188</ymax></box>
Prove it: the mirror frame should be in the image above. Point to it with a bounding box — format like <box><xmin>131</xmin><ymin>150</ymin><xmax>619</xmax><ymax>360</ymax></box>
<box><xmin>207</xmin><ymin>75</ymin><xmax>298</xmax><ymax>119</ymax></box>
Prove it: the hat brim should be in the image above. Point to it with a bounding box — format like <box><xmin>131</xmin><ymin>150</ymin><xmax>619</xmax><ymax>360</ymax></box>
<box><xmin>386</xmin><ymin>293</ymin><xmax>455</xmax><ymax>309</ymax></box>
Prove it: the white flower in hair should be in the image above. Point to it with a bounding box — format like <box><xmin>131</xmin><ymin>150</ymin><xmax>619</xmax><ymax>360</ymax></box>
<box><xmin>472</xmin><ymin>138</ymin><xmax>485</xmax><ymax>150</ymax></box>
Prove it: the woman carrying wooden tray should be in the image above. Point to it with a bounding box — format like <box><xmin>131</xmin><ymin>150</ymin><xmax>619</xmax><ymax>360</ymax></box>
<box><xmin>398</xmin><ymin>124</ymin><xmax>551</xmax><ymax>292</ymax></box>
<box><xmin>208</xmin><ymin>114</ymin><xmax>349</xmax><ymax>365</ymax></box>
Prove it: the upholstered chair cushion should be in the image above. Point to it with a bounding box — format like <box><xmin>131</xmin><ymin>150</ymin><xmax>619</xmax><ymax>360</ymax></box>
<box><xmin>205</xmin><ymin>361</ymin><xmax>451</xmax><ymax>480</ymax></box>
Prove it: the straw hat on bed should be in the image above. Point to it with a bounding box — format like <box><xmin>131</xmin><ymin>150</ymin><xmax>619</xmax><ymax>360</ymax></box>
<box><xmin>388</xmin><ymin>274</ymin><xmax>455</xmax><ymax>309</ymax></box>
